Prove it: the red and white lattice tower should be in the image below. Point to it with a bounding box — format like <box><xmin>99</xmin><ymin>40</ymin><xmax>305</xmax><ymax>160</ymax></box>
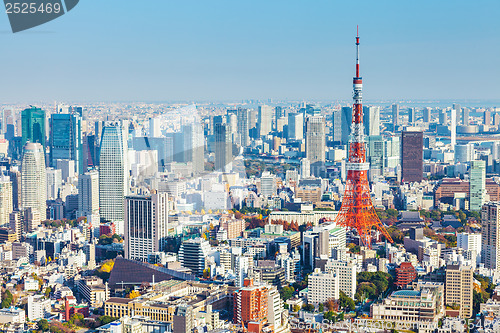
<box><xmin>334</xmin><ymin>27</ymin><xmax>393</xmax><ymax>248</ymax></box>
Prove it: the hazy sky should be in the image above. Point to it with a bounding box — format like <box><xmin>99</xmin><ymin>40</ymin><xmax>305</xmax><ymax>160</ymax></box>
<box><xmin>1</xmin><ymin>0</ymin><xmax>499</xmax><ymax>103</ymax></box>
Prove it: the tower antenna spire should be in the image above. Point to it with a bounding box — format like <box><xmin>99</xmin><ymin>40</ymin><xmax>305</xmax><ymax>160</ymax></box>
<box><xmin>333</xmin><ymin>27</ymin><xmax>394</xmax><ymax>248</ymax></box>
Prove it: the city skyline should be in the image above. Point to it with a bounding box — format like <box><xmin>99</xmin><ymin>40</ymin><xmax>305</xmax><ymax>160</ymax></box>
<box><xmin>0</xmin><ymin>1</ymin><xmax>499</xmax><ymax>102</ymax></box>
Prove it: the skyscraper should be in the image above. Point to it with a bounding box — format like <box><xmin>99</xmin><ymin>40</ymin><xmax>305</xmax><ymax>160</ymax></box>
<box><xmin>340</xmin><ymin>107</ymin><xmax>353</xmax><ymax>145</ymax></box>
<box><xmin>363</xmin><ymin>106</ymin><xmax>380</xmax><ymax>136</ymax></box>
<box><xmin>454</xmin><ymin>144</ymin><xmax>474</xmax><ymax>163</ymax></box>
<box><xmin>149</xmin><ymin>117</ymin><xmax>161</xmax><ymax>137</ymax></box>
<box><xmin>392</xmin><ymin>104</ymin><xmax>400</xmax><ymax>126</ymax></box>
<box><xmin>453</xmin><ymin>103</ymin><xmax>461</xmax><ymax>124</ymax></box>
<box><xmin>99</xmin><ymin>122</ymin><xmax>128</xmax><ymax>223</ymax></box>
<box><xmin>423</xmin><ymin>107</ymin><xmax>431</xmax><ymax>123</ymax></box>
<box><xmin>408</xmin><ymin>107</ymin><xmax>416</xmax><ymax>124</ymax></box>
<box><xmin>214</xmin><ymin>123</ymin><xmax>232</xmax><ymax>172</ymax></box>
<box><xmin>78</xmin><ymin>170</ymin><xmax>99</xmax><ymax>218</ymax></box>
<box><xmin>305</xmin><ymin>115</ymin><xmax>326</xmax><ymax>177</ymax></box>
<box><xmin>484</xmin><ymin>110</ymin><xmax>491</xmax><ymax>126</ymax></box>
<box><xmin>21</xmin><ymin>142</ymin><xmax>47</xmax><ymax>220</ymax></box>
<box><xmin>236</xmin><ymin>108</ymin><xmax>250</xmax><ymax>147</ymax></box>
<box><xmin>462</xmin><ymin>108</ymin><xmax>470</xmax><ymax>126</ymax></box>
<box><xmin>469</xmin><ymin>160</ymin><xmax>486</xmax><ymax>211</ymax></box>
<box><xmin>125</xmin><ymin>192</ymin><xmax>169</xmax><ymax>261</ymax></box>
<box><xmin>287</xmin><ymin>112</ymin><xmax>304</xmax><ymax>141</ymax></box>
<box><xmin>450</xmin><ymin>108</ymin><xmax>457</xmax><ymax>149</ymax></box>
<box><xmin>182</xmin><ymin>123</ymin><xmax>205</xmax><ymax>175</ymax></box>
<box><xmin>49</xmin><ymin>113</ymin><xmax>83</xmax><ymax>174</ymax></box>
<box><xmin>481</xmin><ymin>202</ymin><xmax>500</xmax><ymax>271</ymax></box>
<box><xmin>0</xmin><ymin>173</ymin><xmax>12</xmax><ymax>226</ymax></box>
<box><xmin>367</xmin><ymin>135</ymin><xmax>384</xmax><ymax>179</ymax></box>
<box><xmin>445</xmin><ymin>265</ymin><xmax>473</xmax><ymax>318</ymax></box>
<box><xmin>257</xmin><ymin>105</ymin><xmax>273</xmax><ymax>137</ymax></box>
<box><xmin>439</xmin><ymin>109</ymin><xmax>448</xmax><ymax>126</ymax></box>
<box><xmin>21</xmin><ymin>107</ymin><xmax>46</xmax><ymax>149</ymax></box>
<box><xmin>401</xmin><ymin>131</ymin><xmax>423</xmax><ymax>183</ymax></box>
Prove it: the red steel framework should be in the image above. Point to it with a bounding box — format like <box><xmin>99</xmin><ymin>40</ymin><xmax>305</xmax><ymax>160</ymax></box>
<box><xmin>334</xmin><ymin>27</ymin><xmax>393</xmax><ymax>248</ymax></box>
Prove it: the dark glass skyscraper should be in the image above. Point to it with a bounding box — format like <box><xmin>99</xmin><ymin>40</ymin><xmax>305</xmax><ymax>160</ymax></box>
<box><xmin>401</xmin><ymin>131</ymin><xmax>423</xmax><ymax>183</ymax></box>
<box><xmin>21</xmin><ymin>106</ymin><xmax>46</xmax><ymax>149</ymax></box>
<box><xmin>49</xmin><ymin>113</ymin><xmax>83</xmax><ymax>174</ymax></box>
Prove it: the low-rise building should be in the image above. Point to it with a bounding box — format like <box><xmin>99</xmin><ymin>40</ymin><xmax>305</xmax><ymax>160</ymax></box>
<box><xmin>77</xmin><ymin>276</ymin><xmax>109</xmax><ymax>307</ymax></box>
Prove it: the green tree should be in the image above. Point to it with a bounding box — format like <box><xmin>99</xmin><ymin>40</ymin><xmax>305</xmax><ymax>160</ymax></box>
<box><xmin>37</xmin><ymin>319</ymin><xmax>50</xmax><ymax>332</ymax></box>
<box><xmin>339</xmin><ymin>291</ymin><xmax>355</xmax><ymax>312</ymax></box>
<box><xmin>280</xmin><ymin>286</ymin><xmax>295</xmax><ymax>301</ymax></box>
<box><xmin>318</xmin><ymin>303</ymin><xmax>324</xmax><ymax>312</ymax></box>
<box><xmin>1</xmin><ymin>290</ymin><xmax>13</xmax><ymax>308</ymax></box>
<box><xmin>98</xmin><ymin>315</ymin><xmax>117</xmax><ymax>326</ymax></box>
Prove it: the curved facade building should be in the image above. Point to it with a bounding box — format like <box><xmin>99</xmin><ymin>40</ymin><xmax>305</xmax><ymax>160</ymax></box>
<box><xmin>99</xmin><ymin>122</ymin><xmax>128</xmax><ymax>223</ymax></box>
<box><xmin>21</xmin><ymin>142</ymin><xmax>46</xmax><ymax>220</ymax></box>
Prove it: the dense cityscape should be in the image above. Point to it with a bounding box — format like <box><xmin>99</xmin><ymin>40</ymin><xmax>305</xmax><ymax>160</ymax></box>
<box><xmin>1</xmin><ymin>3</ymin><xmax>500</xmax><ymax>332</ymax></box>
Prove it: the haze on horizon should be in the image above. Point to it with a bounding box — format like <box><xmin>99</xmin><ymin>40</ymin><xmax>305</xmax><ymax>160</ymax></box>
<box><xmin>0</xmin><ymin>0</ymin><xmax>499</xmax><ymax>103</ymax></box>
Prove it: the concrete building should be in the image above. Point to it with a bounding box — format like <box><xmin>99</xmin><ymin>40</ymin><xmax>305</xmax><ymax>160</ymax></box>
<box><xmin>305</xmin><ymin>115</ymin><xmax>326</xmax><ymax>177</ymax></box>
<box><xmin>307</xmin><ymin>268</ymin><xmax>340</xmax><ymax>305</ymax></box>
<box><xmin>287</xmin><ymin>112</ymin><xmax>304</xmax><ymax>141</ymax></box>
<box><xmin>0</xmin><ymin>174</ymin><xmax>12</xmax><ymax>226</ymax></box>
<box><xmin>258</xmin><ymin>105</ymin><xmax>273</xmax><ymax>137</ymax></box>
<box><xmin>0</xmin><ymin>307</ymin><xmax>25</xmax><ymax>324</ymax></box>
<box><xmin>482</xmin><ymin>202</ymin><xmax>500</xmax><ymax>271</ymax></box>
<box><xmin>457</xmin><ymin>232</ymin><xmax>481</xmax><ymax>266</ymax></box>
<box><xmin>173</xmin><ymin>305</ymin><xmax>193</xmax><ymax>333</ymax></box>
<box><xmin>27</xmin><ymin>295</ymin><xmax>51</xmax><ymax>321</ymax></box>
<box><xmin>445</xmin><ymin>264</ymin><xmax>473</xmax><ymax>318</ymax></box>
<box><xmin>370</xmin><ymin>282</ymin><xmax>444</xmax><ymax>330</ymax></box>
<box><xmin>233</xmin><ymin>279</ymin><xmax>268</xmax><ymax>328</ymax></box>
<box><xmin>77</xmin><ymin>276</ymin><xmax>110</xmax><ymax>307</ymax></box>
<box><xmin>125</xmin><ymin>192</ymin><xmax>169</xmax><ymax>262</ymax></box>
<box><xmin>178</xmin><ymin>238</ymin><xmax>211</xmax><ymax>276</ymax></box>
<box><xmin>78</xmin><ymin>170</ymin><xmax>99</xmax><ymax>218</ymax></box>
<box><xmin>324</xmin><ymin>260</ymin><xmax>357</xmax><ymax>299</ymax></box>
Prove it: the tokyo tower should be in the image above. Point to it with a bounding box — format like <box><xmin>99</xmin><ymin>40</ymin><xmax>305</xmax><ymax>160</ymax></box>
<box><xmin>334</xmin><ymin>27</ymin><xmax>393</xmax><ymax>248</ymax></box>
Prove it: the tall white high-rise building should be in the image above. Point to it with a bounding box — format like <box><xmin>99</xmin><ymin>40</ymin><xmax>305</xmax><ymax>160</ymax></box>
<box><xmin>46</xmin><ymin>168</ymin><xmax>62</xmax><ymax>200</ymax></box>
<box><xmin>325</xmin><ymin>259</ymin><xmax>357</xmax><ymax>299</ymax></box>
<box><xmin>21</xmin><ymin>143</ymin><xmax>46</xmax><ymax>220</ymax></box>
<box><xmin>236</xmin><ymin>108</ymin><xmax>250</xmax><ymax>147</ymax></box>
<box><xmin>305</xmin><ymin>115</ymin><xmax>325</xmax><ymax>177</ymax></box>
<box><xmin>99</xmin><ymin>122</ymin><xmax>128</xmax><ymax>223</ymax></box>
<box><xmin>260</xmin><ymin>172</ymin><xmax>276</xmax><ymax>197</ymax></box>
<box><xmin>300</xmin><ymin>158</ymin><xmax>310</xmax><ymax>179</ymax></box>
<box><xmin>125</xmin><ymin>192</ymin><xmax>169</xmax><ymax>262</ymax></box>
<box><xmin>234</xmin><ymin>255</ymin><xmax>249</xmax><ymax>288</ymax></box>
<box><xmin>149</xmin><ymin>117</ymin><xmax>161</xmax><ymax>137</ymax></box>
<box><xmin>454</xmin><ymin>144</ymin><xmax>474</xmax><ymax>163</ymax></box>
<box><xmin>481</xmin><ymin>203</ymin><xmax>500</xmax><ymax>271</ymax></box>
<box><xmin>307</xmin><ymin>268</ymin><xmax>340</xmax><ymax>305</ymax></box>
<box><xmin>450</xmin><ymin>108</ymin><xmax>457</xmax><ymax>149</ymax></box>
<box><xmin>469</xmin><ymin>160</ymin><xmax>486</xmax><ymax>211</ymax></box>
<box><xmin>363</xmin><ymin>106</ymin><xmax>380</xmax><ymax>136</ymax></box>
<box><xmin>258</xmin><ymin>105</ymin><xmax>273</xmax><ymax>137</ymax></box>
<box><xmin>0</xmin><ymin>173</ymin><xmax>12</xmax><ymax>226</ymax></box>
<box><xmin>78</xmin><ymin>170</ymin><xmax>99</xmax><ymax>218</ymax></box>
<box><xmin>182</xmin><ymin>122</ymin><xmax>205</xmax><ymax>175</ymax></box>
<box><xmin>287</xmin><ymin>112</ymin><xmax>304</xmax><ymax>141</ymax></box>
<box><xmin>457</xmin><ymin>232</ymin><xmax>482</xmax><ymax>265</ymax></box>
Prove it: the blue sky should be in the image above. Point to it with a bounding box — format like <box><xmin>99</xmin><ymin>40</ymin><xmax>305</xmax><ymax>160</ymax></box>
<box><xmin>0</xmin><ymin>0</ymin><xmax>499</xmax><ymax>103</ymax></box>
